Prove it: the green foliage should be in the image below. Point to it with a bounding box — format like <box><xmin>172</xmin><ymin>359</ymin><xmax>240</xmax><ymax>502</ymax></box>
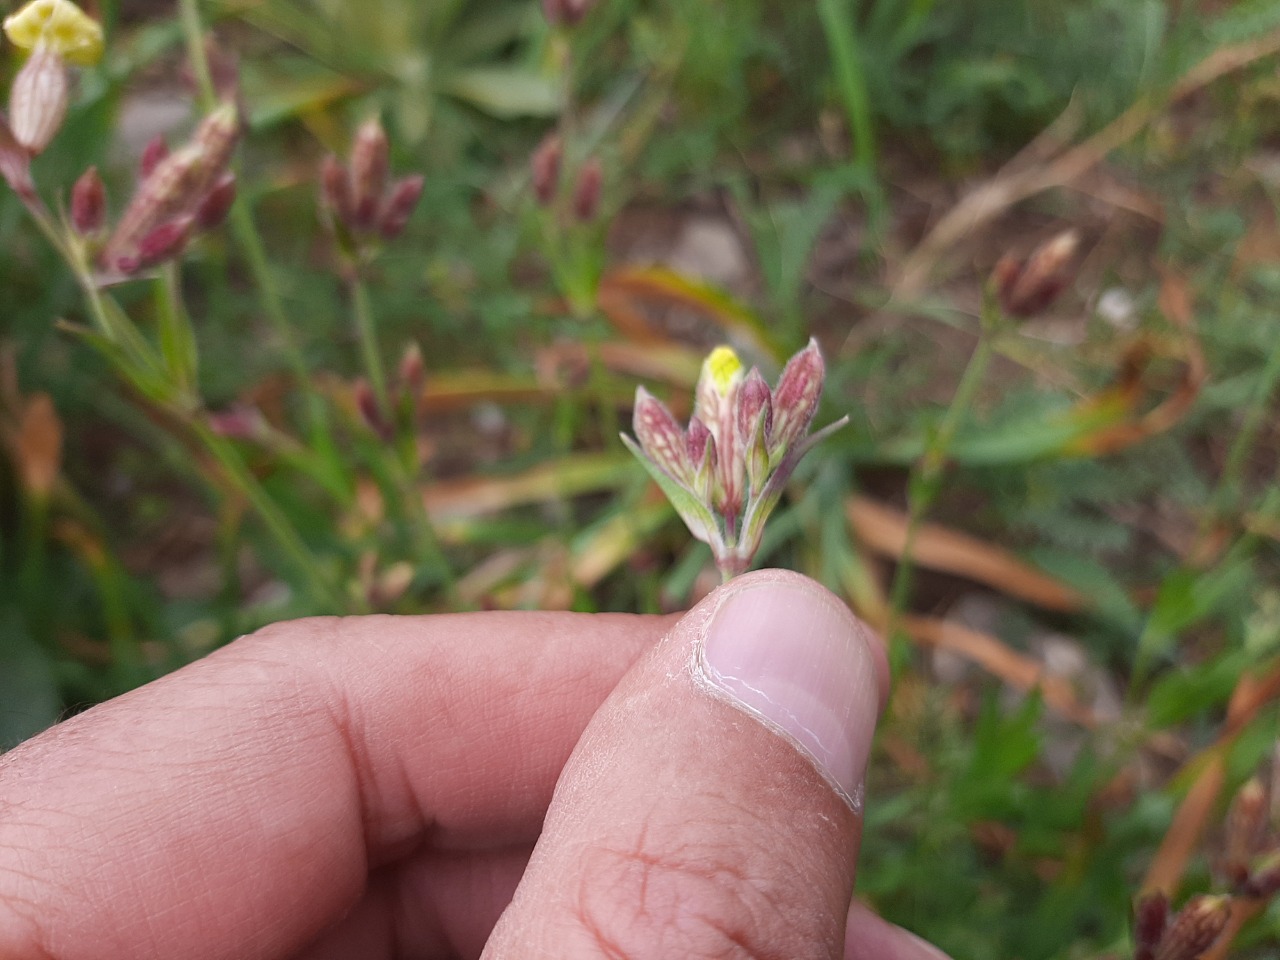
<box><xmin>5</xmin><ymin>0</ymin><xmax>1280</xmax><ymax>956</ymax></box>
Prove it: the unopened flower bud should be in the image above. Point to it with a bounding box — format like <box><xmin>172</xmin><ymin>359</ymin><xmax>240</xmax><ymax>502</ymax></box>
<box><xmin>1225</xmin><ymin>778</ymin><xmax>1269</xmax><ymax>888</ymax></box>
<box><xmin>353</xmin><ymin>377</ymin><xmax>391</xmax><ymax>439</ymax></box>
<box><xmin>319</xmin><ymin>153</ymin><xmax>353</xmax><ymax>227</ymax></box>
<box><xmin>195</xmin><ymin>172</ymin><xmax>236</xmax><ymax>230</ymax></box>
<box><xmin>207</xmin><ymin>405</ymin><xmax>266</xmax><ymax>440</ymax></box>
<box><xmin>560</xmin><ymin>0</ymin><xmax>596</xmax><ymax>25</ymax></box>
<box><xmin>540</xmin><ymin>0</ymin><xmax>566</xmax><ymax>25</ymax></box>
<box><xmin>1133</xmin><ymin>892</ymin><xmax>1169</xmax><ymax>960</ymax></box>
<box><xmin>1152</xmin><ymin>895</ymin><xmax>1230</xmax><ymax>960</ymax></box>
<box><xmin>530</xmin><ymin>132</ymin><xmax>562</xmax><ymax>206</ymax></box>
<box><xmin>4</xmin><ymin>0</ymin><xmax>104</xmax><ymax>67</ymax></box>
<box><xmin>139</xmin><ymin>135</ymin><xmax>170</xmax><ymax>179</ymax></box>
<box><xmin>993</xmin><ymin>229</ymin><xmax>1079</xmax><ymax>318</ymax></box>
<box><xmin>0</xmin><ymin>114</ymin><xmax>36</xmax><ymax>200</ymax></box>
<box><xmin>572</xmin><ymin>155</ymin><xmax>602</xmax><ymax>222</ymax></box>
<box><xmin>190</xmin><ymin>102</ymin><xmax>240</xmax><ymax>171</ymax></box>
<box><xmin>398</xmin><ymin>341</ymin><xmax>425</xmax><ymax>398</ymax></box>
<box><xmin>116</xmin><ymin>216</ymin><xmax>192</xmax><ymax>273</ymax></box>
<box><xmin>378</xmin><ymin>174</ymin><xmax>424</xmax><ymax>239</ymax></box>
<box><xmin>70</xmin><ymin>165</ymin><xmax>106</xmax><ymax>234</ymax></box>
<box><xmin>1242</xmin><ymin>848</ymin><xmax>1280</xmax><ymax>898</ymax></box>
<box><xmin>9</xmin><ymin>46</ymin><xmax>69</xmax><ymax>155</ymax></box>
<box><xmin>107</xmin><ymin>102</ymin><xmax>239</xmax><ymax>266</ymax></box>
<box><xmin>349</xmin><ymin>117</ymin><xmax>389</xmax><ymax>231</ymax></box>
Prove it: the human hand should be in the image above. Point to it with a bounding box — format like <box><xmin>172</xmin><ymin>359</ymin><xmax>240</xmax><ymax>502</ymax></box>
<box><xmin>0</xmin><ymin>569</ymin><xmax>950</xmax><ymax>960</ymax></box>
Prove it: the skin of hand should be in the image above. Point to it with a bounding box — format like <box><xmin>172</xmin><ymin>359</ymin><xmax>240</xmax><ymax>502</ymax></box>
<box><xmin>0</xmin><ymin>568</ymin><xmax>951</xmax><ymax>960</ymax></box>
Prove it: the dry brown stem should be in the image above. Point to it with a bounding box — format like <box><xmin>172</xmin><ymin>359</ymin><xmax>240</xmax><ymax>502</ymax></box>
<box><xmin>893</xmin><ymin>27</ymin><xmax>1280</xmax><ymax>300</ymax></box>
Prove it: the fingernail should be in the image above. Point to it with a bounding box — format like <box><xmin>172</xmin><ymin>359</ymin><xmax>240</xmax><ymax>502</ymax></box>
<box><xmin>698</xmin><ymin>577</ymin><xmax>880</xmax><ymax>808</ymax></box>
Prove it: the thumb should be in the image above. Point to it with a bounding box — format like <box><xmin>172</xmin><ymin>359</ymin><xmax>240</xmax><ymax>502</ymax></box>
<box><xmin>483</xmin><ymin>569</ymin><xmax>888</xmax><ymax>960</ymax></box>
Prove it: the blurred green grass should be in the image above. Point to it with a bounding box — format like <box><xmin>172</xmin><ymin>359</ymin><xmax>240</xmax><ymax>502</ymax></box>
<box><xmin>5</xmin><ymin>0</ymin><xmax>1280</xmax><ymax>955</ymax></box>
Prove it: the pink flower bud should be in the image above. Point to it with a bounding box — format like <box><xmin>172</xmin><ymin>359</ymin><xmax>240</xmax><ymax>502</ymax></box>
<box><xmin>378</xmin><ymin>173</ymin><xmax>424</xmax><ymax>239</ymax></box>
<box><xmin>1152</xmin><ymin>895</ymin><xmax>1230</xmax><ymax>960</ymax></box>
<box><xmin>398</xmin><ymin>341</ymin><xmax>425</xmax><ymax>397</ymax></box>
<box><xmin>572</xmin><ymin>155</ymin><xmax>602</xmax><ymax>222</ymax></box>
<box><xmin>195</xmin><ymin>172</ymin><xmax>236</xmax><ymax>230</ymax></box>
<box><xmin>349</xmin><ymin>117</ymin><xmax>389</xmax><ymax>231</ymax></box>
<box><xmin>191</xmin><ymin>101</ymin><xmax>241</xmax><ymax>173</ymax></box>
<box><xmin>540</xmin><ymin>0</ymin><xmax>566</xmax><ymax>25</ymax></box>
<box><xmin>116</xmin><ymin>216</ymin><xmax>192</xmax><ymax>273</ymax></box>
<box><xmin>8</xmin><ymin>46</ymin><xmax>68</xmax><ymax>155</ymax></box>
<box><xmin>207</xmin><ymin>405</ymin><xmax>266</xmax><ymax>439</ymax></box>
<box><xmin>769</xmin><ymin>338</ymin><xmax>824</xmax><ymax>456</ymax></box>
<box><xmin>139</xmin><ymin>135</ymin><xmax>170</xmax><ymax>179</ymax></box>
<box><xmin>106</xmin><ymin>103</ymin><xmax>240</xmax><ymax>267</ymax></box>
<box><xmin>353</xmin><ymin>377</ymin><xmax>391</xmax><ymax>439</ymax></box>
<box><xmin>993</xmin><ymin>230</ymin><xmax>1079</xmax><ymax>318</ymax></box>
<box><xmin>319</xmin><ymin>154</ymin><xmax>353</xmax><ymax>227</ymax></box>
<box><xmin>1224</xmin><ymin>778</ymin><xmax>1268</xmax><ymax>889</ymax></box>
<box><xmin>560</xmin><ymin>0</ymin><xmax>596</xmax><ymax>24</ymax></box>
<box><xmin>0</xmin><ymin>114</ymin><xmax>35</xmax><ymax>200</ymax></box>
<box><xmin>632</xmin><ymin>387</ymin><xmax>692</xmax><ymax>486</ymax></box>
<box><xmin>70</xmin><ymin>165</ymin><xmax>106</xmax><ymax>234</ymax></box>
<box><xmin>530</xmin><ymin>132</ymin><xmax>562</xmax><ymax>207</ymax></box>
<box><xmin>1243</xmin><ymin>849</ymin><xmax>1280</xmax><ymax>898</ymax></box>
<box><xmin>1133</xmin><ymin>892</ymin><xmax>1169</xmax><ymax>960</ymax></box>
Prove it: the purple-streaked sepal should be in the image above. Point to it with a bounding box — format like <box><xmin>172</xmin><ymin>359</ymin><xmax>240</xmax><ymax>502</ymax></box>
<box><xmin>632</xmin><ymin>387</ymin><xmax>694</xmax><ymax>486</ymax></box>
<box><xmin>769</xmin><ymin>337</ymin><xmax>824</xmax><ymax>458</ymax></box>
<box><xmin>70</xmin><ymin>165</ymin><xmax>106</xmax><ymax>234</ymax></box>
<box><xmin>0</xmin><ymin>112</ymin><xmax>35</xmax><ymax>201</ymax></box>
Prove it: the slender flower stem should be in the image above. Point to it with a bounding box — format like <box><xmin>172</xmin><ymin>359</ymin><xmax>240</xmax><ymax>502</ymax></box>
<box><xmin>176</xmin><ymin>0</ymin><xmax>345</xmax><ymax>489</ymax></box>
<box><xmin>350</xmin><ymin>271</ymin><xmax>391</xmax><ymax>414</ymax></box>
<box><xmin>190</xmin><ymin>419</ymin><xmax>350</xmax><ymax>611</ymax></box>
<box><xmin>1209</xmin><ymin>331</ymin><xmax>1280</xmax><ymax>521</ymax></box>
<box><xmin>178</xmin><ymin>0</ymin><xmax>217</xmax><ymax>110</ymax></box>
<box><xmin>888</xmin><ymin>302</ymin><xmax>999</xmax><ymax>650</ymax></box>
<box><xmin>346</xmin><ymin>269</ymin><xmax>458</xmax><ymax>599</ymax></box>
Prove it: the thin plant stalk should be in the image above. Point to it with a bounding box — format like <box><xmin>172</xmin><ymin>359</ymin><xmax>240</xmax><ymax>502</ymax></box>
<box><xmin>178</xmin><ymin>0</ymin><xmax>217</xmax><ymax>108</ymax></box>
<box><xmin>346</xmin><ymin>272</ymin><xmax>458</xmax><ymax>599</ymax></box>
<box><xmin>191</xmin><ymin>419</ymin><xmax>351</xmax><ymax>611</ymax></box>
<box><xmin>887</xmin><ymin>295</ymin><xmax>1000</xmax><ymax>654</ymax></box>
<box><xmin>1209</xmin><ymin>330</ymin><xmax>1280</xmax><ymax>520</ymax></box>
<box><xmin>177</xmin><ymin>0</ymin><xmax>346</xmax><ymax>492</ymax></box>
<box><xmin>815</xmin><ymin>0</ymin><xmax>885</xmax><ymax>226</ymax></box>
<box><xmin>350</xmin><ymin>272</ymin><xmax>391</xmax><ymax>415</ymax></box>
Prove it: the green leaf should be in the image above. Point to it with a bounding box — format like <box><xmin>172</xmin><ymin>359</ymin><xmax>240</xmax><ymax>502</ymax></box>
<box><xmin>620</xmin><ymin>434</ymin><xmax>723</xmax><ymax>552</ymax></box>
<box><xmin>443</xmin><ymin>67</ymin><xmax>563</xmax><ymax>118</ymax></box>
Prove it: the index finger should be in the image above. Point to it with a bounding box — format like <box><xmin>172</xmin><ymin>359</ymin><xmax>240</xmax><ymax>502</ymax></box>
<box><xmin>0</xmin><ymin>610</ymin><xmax>670</xmax><ymax>960</ymax></box>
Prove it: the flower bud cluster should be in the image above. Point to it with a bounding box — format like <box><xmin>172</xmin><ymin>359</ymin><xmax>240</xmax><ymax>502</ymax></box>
<box><xmin>623</xmin><ymin>339</ymin><xmax>847</xmax><ymax>579</ymax></box>
<box><xmin>354</xmin><ymin>342</ymin><xmax>428</xmax><ymax>442</ymax></box>
<box><xmin>320</xmin><ymin>117</ymin><xmax>424</xmax><ymax>251</ymax></box>
<box><xmin>528</xmin><ymin>131</ymin><xmax>602</xmax><ymax>223</ymax></box>
<box><xmin>77</xmin><ymin>102</ymin><xmax>241</xmax><ymax>277</ymax></box>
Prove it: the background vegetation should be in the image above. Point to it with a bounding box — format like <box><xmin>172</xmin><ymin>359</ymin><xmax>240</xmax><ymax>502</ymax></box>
<box><xmin>4</xmin><ymin>0</ymin><xmax>1280</xmax><ymax>956</ymax></box>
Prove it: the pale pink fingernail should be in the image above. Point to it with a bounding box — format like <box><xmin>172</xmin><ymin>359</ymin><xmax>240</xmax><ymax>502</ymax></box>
<box><xmin>698</xmin><ymin>576</ymin><xmax>881</xmax><ymax>808</ymax></box>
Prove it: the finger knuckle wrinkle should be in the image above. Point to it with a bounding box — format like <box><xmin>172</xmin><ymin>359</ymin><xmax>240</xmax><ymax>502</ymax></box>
<box><xmin>574</xmin><ymin>835</ymin><xmax>788</xmax><ymax>960</ymax></box>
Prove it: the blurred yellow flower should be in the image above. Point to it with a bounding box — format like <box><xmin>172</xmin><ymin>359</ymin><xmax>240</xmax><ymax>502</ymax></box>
<box><xmin>4</xmin><ymin>0</ymin><xmax>103</xmax><ymax>66</ymax></box>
